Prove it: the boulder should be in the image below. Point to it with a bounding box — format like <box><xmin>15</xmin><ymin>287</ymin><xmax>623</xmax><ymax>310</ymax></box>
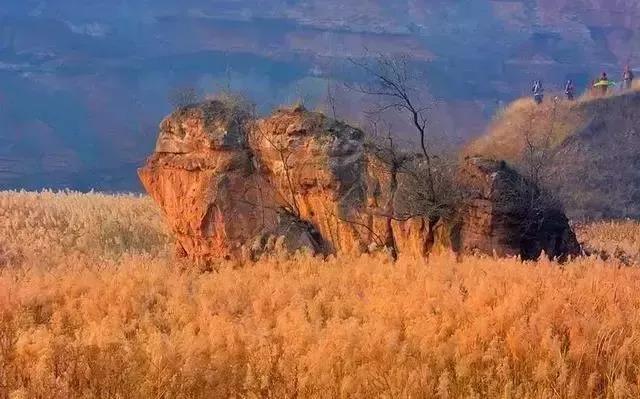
<box><xmin>250</xmin><ymin>105</ymin><xmax>369</xmax><ymax>254</ymax></box>
<box><xmin>458</xmin><ymin>157</ymin><xmax>580</xmax><ymax>260</ymax></box>
<box><xmin>138</xmin><ymin>100</ymin><xmax>275</xmax><ymax>260</ymax></box>
<box><xmin>139</xmin><ymin>101</ymin><xmax>580</xmax><ymax>262</ymax></box>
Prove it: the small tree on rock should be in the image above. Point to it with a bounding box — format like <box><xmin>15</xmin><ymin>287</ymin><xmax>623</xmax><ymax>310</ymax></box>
<box><xmin>168</xmin><ymin>86</ymin><xmax>201</xmax><ymax>109</ymax></box>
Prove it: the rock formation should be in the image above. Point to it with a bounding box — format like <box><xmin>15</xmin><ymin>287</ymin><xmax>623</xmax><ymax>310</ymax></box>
<box><xmin>139</xmin><ymin>100</ymin><xmax>580</xmax><ymax>262</ymax></box>
<box><xmin>458</xmin><ymin>157</ymin><xmax>580</xmax><ymax>260</ymax></box>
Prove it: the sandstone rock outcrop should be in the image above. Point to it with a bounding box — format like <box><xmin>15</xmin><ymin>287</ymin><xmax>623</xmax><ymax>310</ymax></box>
<box><xmin>458</xmin><ymin>158</ymin><xmax>580</xmax><ymax>260</ymax></box>
<box><xmin>138</xmin><ymin>101</ymin><xmax>265</xmax><ymax>260</ymax></box>
<box><xmin>139</xmin><ymin>101</ymin><xmax>580</xmax><ymax>262</ymax></box>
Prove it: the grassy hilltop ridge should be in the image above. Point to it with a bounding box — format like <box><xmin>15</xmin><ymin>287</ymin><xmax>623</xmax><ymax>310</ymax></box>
<box><xmin>468</xmin><ymin>86</ymin><xmax>640</xmax><ymax>220</ymax></box>
<box><xmin>469</xmin><ymin>84</ymin><xmax>640</xmax><ymax>163</ymax></box>
<box><xmin>2</xmin><ymin>191</ymin><xmax>640</xmax><ymax>397</ymax></box>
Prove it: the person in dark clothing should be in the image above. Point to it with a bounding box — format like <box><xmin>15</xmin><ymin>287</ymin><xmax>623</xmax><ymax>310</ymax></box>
<box><xmin>564</xmin><ymin>80</ymin><xmax>575</xmax><ymax>100</ymax></box>
<box><xmin>623</xmin><ymin>65</ymin><xmax>634</xmax><ymax>90</ymax></box>
<box><xmin>532</xmin><ymin>80</ymin><xmax>544</xmax><ymax>104</ymax></box>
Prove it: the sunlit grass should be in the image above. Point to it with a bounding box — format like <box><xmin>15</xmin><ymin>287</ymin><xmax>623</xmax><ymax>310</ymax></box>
<box><xmin>1</xmin><ymin>191</ymin><xmax>640</xmax><ymax>398</ymax></box>
<box><xmin>0</xmin><ymin>190</ymin><xmax>172</xmax><ymax>268</ymax></box>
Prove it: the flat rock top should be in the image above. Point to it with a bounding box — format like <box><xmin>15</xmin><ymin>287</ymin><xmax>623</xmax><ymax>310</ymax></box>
<box><xmin>156</xmin><ymin>100</ymin><xmax>252</xmax><ymax>153</ymax></box>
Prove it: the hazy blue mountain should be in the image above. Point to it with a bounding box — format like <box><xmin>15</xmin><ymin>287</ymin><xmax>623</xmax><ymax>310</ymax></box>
<box><xmin>1</xmin><ymin>0</ymin><xmax>638</xmax><ymax>190</ymax></box>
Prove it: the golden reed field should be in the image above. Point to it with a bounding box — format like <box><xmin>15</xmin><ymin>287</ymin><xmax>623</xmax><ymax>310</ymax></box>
<box><xmin>2</xmin><ymin>191</ymin><xmax>640</xmax><ymax>398</ymax></box>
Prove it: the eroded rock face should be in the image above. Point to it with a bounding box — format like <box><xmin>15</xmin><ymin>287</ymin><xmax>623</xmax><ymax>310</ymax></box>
<box><xmin>138</xmin><ymin>101</ymin><xmax>265</xmax><ymax>260</ymax></box>
<box><xmin>458</xmin><ymin>157</ymin><xmax>580</xmax><ymax>260</ymax></box>
<box><xmin>250</xmin><ymin>106</ymin><xmax>369</xmax><ymax>254</ymax></box>
<box><xmin>139</xmin><ymin>102</ymin><xmax>580</xmax><ymax>262</ymax></box>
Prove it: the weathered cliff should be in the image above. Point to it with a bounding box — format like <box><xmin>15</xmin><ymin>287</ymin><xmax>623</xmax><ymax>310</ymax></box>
<box><xmin>139</xmin><ymin>101</ymin><xmax>580</xmax><ymax>261</ymax></box>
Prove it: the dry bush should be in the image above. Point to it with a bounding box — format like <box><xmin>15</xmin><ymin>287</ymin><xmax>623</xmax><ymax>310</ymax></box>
<box><xmin>2</xmin><ymin>191</ymin><xmax>640</xmax><ymax>398</ymax></box>
<box><xmin>168</xmin><ymin>86</ymin><xmax>201</xmax><ymax>109</ymax></box>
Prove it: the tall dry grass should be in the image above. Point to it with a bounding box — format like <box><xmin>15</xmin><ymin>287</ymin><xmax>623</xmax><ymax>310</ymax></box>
<box><xmin>2</xmin><ymin>191</ymin><xmax>640</xmax><ymax>398</ymax></box>
<box><xmin>576</xmin><ymin>221</ymin><xmax>640</xmax><ymax>265</ymax></box>
<box><xmin>0</xmin><ymin>190</ymin><xmax>172</xmax><ymax>268</ymax></box>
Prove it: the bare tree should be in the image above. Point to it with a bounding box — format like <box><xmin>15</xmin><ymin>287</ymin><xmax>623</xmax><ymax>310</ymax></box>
<box><xmin>246</xmin><ymin>120</ymin><xmax>302</xmax><ymax>219</ymax></box>
<box><xmin>361</xmin><ymin>116</ymin><xmax>461</xmax><ymax>257</ymax></box>
<box><xmin>522</xmin><ymin>97</ymin><xmax>560</xmax><ymax>187</ymax></box>
<box><xmin>168</xmin><ymin>86</ymin><xmax>201</xmax><ymax>109</ymax></box>
<box><xmin>348</xmin><ymin>54</ymin><xmax>437</xmax><ymax>194</ymax></box>
<box><xmin>347</xmin><ymin>53</ymin><xmax>458</xmax><ymax>230</ymax></box>
<box><xmin>325</xmin><ymin>78</ymin><xmax>338</xmax><ymax>120</ymax></box>
<box><xmin>481</xmin><ymin>98</ymin><xmax>570</xmax><ymax>258</ymax></box>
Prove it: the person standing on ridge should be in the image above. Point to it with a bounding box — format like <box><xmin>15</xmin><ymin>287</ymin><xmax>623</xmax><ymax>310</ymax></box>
<box><xmin>623</xmin><ymin>65</ymin><xmax>634</xmax><ymax>90</ymax></box>
<box><xmin>532</xmin><ymin>80</ymin><xmax>544</xmax><ymax>104</ymax></box>
<box><xmin>565</xmin><ymin>80</ymin><xmax>575</xmax><ymax>100</ymax></box>
<box><xmin>594</xmin><ymin>72</ymin><xmax>610</xmax><ymax>96</ymax></box>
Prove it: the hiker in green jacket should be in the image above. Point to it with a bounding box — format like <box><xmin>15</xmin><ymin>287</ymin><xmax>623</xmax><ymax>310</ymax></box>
<box><xmin>594</xmin><ymin>72</ymin><xmax>611</xmax><ymax>96</ymax></box>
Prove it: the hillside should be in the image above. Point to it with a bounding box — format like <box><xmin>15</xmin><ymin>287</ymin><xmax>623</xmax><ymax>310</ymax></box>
<box><xmin>469</xmin><ymin>88</ymin><xmax>640</xmax><ymax>220</ymax></box>
<box><xmin>2</xmin><ymin>0</ymin><xmax>640</xmax><ymax>190</ymax></box>
<box><xmin>2</xmin><ymin>191</ymin><xmax>640</xmax><ymax>398</ymax></box>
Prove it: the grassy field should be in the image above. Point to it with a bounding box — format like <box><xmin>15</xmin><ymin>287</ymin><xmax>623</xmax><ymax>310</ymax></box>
<box><xmin>2</xmin><ymin>191</ymin><xmax>640</xmax><ymax>398</ymax></box>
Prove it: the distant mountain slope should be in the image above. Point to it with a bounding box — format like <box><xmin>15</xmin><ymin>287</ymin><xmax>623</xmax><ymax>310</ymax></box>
<box><xmin>1</xmin><ymin>0</ymin><xmax>640</xmax><ymax>190</ymax></box>
<box><xmin>469</xmin><ymin>89</ymin><xmax>640</xmax><ymax>220</ymax></box>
